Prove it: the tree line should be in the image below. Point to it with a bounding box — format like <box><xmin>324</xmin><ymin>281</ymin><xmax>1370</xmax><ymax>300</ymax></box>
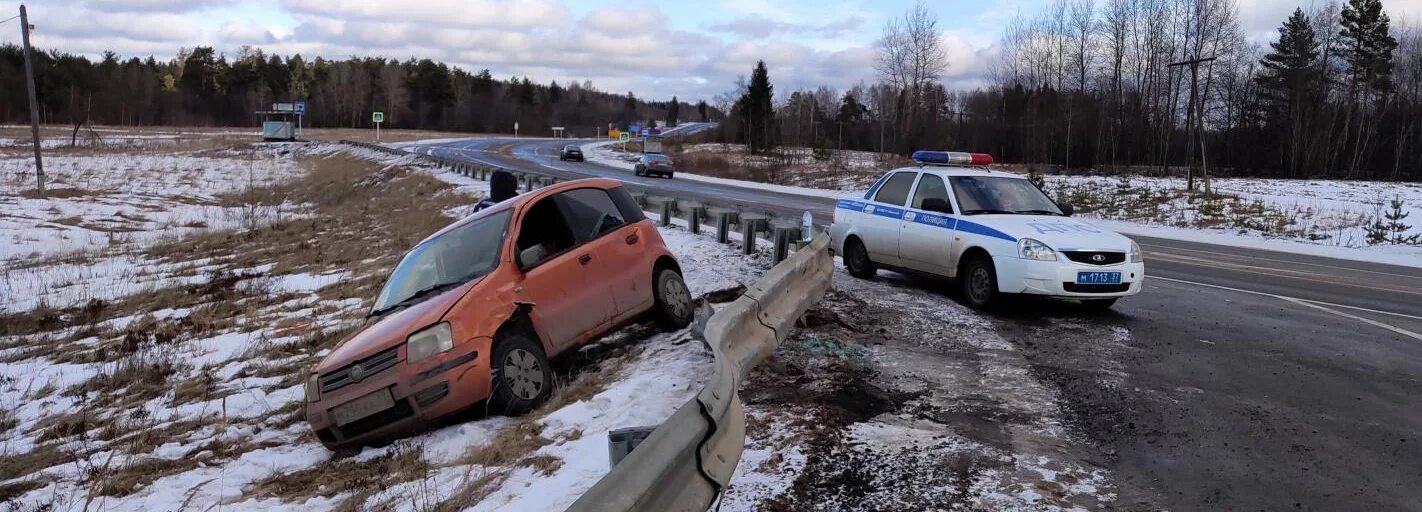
<box><xmin>712</xmin><ymin>0</ymin><xmax>1422</xmax><ymax>181</ymax></box>
<box><xmin>0</xmin><ymin>45</ymin><xmax>712</xmax><ymax>137</ymax></box>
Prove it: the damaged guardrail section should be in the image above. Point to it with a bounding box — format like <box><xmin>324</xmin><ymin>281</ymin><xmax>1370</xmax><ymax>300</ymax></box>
<box><xmin>567</xmin><ymin>233</ymin><xmax>833</xmax><ymax>512</ymax></box>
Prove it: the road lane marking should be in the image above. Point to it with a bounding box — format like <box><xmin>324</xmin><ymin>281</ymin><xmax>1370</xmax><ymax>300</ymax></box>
<box><xmin>1149</xmin><ymin>275</ymin><xmax>1422</xmax><ymax>341</ymax></box>
<box><xmin>1139</xmin><ymin>242</ymin><xmax>1422</xmax><ymax>280</ymax></box>
<box><xmin>1145</xmin><ymin>251</ymin><xmax>1326</xmax><ymax>277</ymax></box>
<box><xmin>1277</xmin><ymin>297</ymin><xmax>1422</xmax><ymax>342</ymax></box>
<box><xmin>1146</xmin><ymin>253</ymin><xmax>1422</xmax><ymax>297</ymax></box>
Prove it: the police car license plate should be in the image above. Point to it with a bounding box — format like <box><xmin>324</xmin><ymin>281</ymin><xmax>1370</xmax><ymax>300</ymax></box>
<box><xmin>1076</xmin><ymin>271</ymin><xmax>1122</xmax><ymax>285</ymax></box>
<box><xmin>332</xmin><ymin>389</ymin><xmax>395</xmax><ymax>426</ymax></box>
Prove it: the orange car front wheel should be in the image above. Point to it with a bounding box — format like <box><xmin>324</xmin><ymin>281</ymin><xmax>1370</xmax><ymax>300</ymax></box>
<box><xmin>488</xmin><ymin>334</ymin><xmax>553</xmax><ymax>415</ymax></box>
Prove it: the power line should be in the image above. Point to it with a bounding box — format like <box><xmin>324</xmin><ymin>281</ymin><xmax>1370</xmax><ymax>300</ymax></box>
<box><xmin>0</xmin><ymin>14</ymin><xmax>20</xmax><ymax>25</ymax></box>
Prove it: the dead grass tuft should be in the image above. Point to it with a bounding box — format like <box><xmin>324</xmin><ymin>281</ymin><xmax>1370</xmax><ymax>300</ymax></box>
<box><xmin>0</xmin><ymin>443</ymin><xmax>67</xmax><ymax>482</ymax></box>
<box><xmin>456</xmin><ymin>421</ymin><xmax>553</xmax><ymax>469</ymax></box>
<box><xmin>249</xmin><ymin>441</ymin><xmax>428</xmax><ymax>506</ymax></box>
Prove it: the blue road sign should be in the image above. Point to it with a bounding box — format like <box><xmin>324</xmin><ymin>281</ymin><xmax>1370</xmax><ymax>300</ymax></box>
<box><xmin>640</xmin><ymin>128</ymin><xmax>649</xmax><ymax>138</ymax></box>
<box><xmin>629</xmin><ymin>123</ymin><xmax>641</xmax><ymax>134</ymax></box>
<box><xmin>295</xmin><ymin>101</ymin><xmax>306</xmax><ymax>114</ymax></box>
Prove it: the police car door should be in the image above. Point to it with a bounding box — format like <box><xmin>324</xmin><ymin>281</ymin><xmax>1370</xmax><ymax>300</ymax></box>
<box><xmin>859</xmin><ymin>170</ymin><xmax>917</xmax><ymax>266</ymax></box>
<box><xmin>898</xmin><ymin>172</ymin><xmax>957</xmax><ymax>276</ymax></box>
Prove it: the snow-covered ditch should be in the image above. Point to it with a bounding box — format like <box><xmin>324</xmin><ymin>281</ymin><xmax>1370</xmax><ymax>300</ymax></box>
<box><xmin>0</xmin><ymin>138</ymin><xmax>778</xmax><ymax>511</ymax></box>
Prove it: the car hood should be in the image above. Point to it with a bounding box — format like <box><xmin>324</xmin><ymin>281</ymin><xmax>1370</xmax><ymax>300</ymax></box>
<box><xmin>314</xmin><ymin>277</ymin><xmax>482</xmax><ymax>373</ymax></box>
<box><xmin>965</xmin><ymin>215</ymin><xmax>1133</xmax><ymax>251</ymax></box>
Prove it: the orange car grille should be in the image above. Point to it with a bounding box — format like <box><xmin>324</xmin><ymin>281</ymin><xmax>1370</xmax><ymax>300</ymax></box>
<box><xmin>320</xmin><ymin>346</ymin><xmax>400</xmax><ymax>393</ymax></box>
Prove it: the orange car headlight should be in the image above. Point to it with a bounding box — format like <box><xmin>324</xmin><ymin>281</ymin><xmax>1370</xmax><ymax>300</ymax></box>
<box><xmin>407</xmin><ymin>322</ymin><xmax>454</xmax><ymax>363</ymax></box>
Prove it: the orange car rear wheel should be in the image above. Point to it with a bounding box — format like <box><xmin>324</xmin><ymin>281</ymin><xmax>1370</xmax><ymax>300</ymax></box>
<box><xmin>653</xmin><ymin>268</ymin><xmax>693</xmax><ymax>330</ymax></box>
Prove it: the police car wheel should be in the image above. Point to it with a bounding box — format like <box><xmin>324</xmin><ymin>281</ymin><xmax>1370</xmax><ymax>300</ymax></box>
<box><xmin>844</xmin><ymin>238</ymin><xmax>877</xmax><ymax>279</ymax></box>
<box><xmin>961</xmin><ymin>255</ymin><xmax>998</xmax><ymax>309</ymax></box>
<box><xmin>1081</xmin><ymin>298</ymin><xmax>1118</xmax><ymax>310</ymax></box>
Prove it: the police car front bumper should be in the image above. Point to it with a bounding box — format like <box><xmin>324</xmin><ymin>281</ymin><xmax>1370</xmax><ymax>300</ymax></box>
<box><xmin>992</xmin><ymin>255</ymin><xmax>1144</xmax><ymax>298</ymax></box>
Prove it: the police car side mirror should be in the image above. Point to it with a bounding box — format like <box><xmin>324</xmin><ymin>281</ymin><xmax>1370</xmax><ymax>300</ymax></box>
<box><xmin>920</xmin><ymin>198</ymin><xmax>953</xmax><ymax>214</ymax></box>
<box><xmin>1059</xmin><ymin>202</ymin><xmax>1075</xmax><ymax>217</ymax></box>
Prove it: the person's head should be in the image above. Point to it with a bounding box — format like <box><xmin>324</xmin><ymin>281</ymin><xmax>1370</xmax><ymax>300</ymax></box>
<box><xmin>489</xmin><ymin>170</ymin><xmax>518</xmax><ymax>202</ymax></box>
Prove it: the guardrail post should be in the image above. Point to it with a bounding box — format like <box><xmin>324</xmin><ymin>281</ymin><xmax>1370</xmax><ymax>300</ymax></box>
<box><xmin>689</xmin><ymin>206</ymin><xmax>704</xmax><ymax>234</ymax></box>
<box><xmin>716</xmin><ymin>213</ymin><xmax>730</xmax><ymax>243</ymax></box>
<box><xmin>773</xmin><ymin>228</ymin><xmax>790</xmax><ymax>262</ymax></box>
<box><xmin>660</xmin><ymin>201</ymin><xmax>673</xmax><ymax>227</ymax></box>
<box><xmin>741</xmin><ymin>218</ymin><xmax>757</xmax><ymax>254</ymax></box>
<box><xmin>523</xmin><ymin>174</ymin><xmax>535</xmax><ymax>192</ymax></box>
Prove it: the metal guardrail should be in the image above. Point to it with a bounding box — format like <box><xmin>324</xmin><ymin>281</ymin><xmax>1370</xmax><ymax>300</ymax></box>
<box><xmin>567</xmin><ymin>232</ymin><xmax>832</xmax><ymax>511</ymax></box>
<box><xmin>335</xmin><ymin>139</ymin><xmax>835</xmax><ymax>510</ymax></box>
<box><xmin>337</xmin><ymin>140</ymin><xmax>817</xmax><ymax>262</ymax></box>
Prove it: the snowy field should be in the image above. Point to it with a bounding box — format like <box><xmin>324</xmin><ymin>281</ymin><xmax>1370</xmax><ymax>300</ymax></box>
<box><xmin>0</xmin><ymin>137</ymin><xmax>778</xmax><ymax>511</ymax></box>
<box><xmin>1041</xmin><ymin>175</ymin><xmax>1422</xmax><ymax>266</ymax></box>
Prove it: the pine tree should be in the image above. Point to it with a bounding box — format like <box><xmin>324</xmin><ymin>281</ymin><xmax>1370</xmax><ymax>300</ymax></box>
<box><xmin>1256</xmin><ymin>9</ymin><xmax>1322</xmax><ymax>175</ymax></box>
<box><xmin>1383</xmin><ymin>196</ymin><xmax>1418</xmax><ymax>245</ymax></box>
<box><xmin>837</xmin><ymin>92</ymin><xmax>866</xmax><ymax>123</ymax></box>
<box><xmin>665</xmin><ymin>96</ymin><xmax>679</xmax><ymax>127</ymax></box>
<box><xmin>697</xmin><ymin>101</ymin><xmax>709</xmax><ymax>122</ymax></box>
<box><xmin>1339</xmin><ymin>0</ymin><xmax>1399</xmax><ymax>94</ymax></box>
<box><xmin>736</xmin><ymin>61</ymin><xmax>776</xmax><ymax>154</ymax></box>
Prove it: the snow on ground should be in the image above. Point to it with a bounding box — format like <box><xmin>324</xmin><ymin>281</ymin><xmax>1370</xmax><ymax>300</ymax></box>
<box><xmin>0</xmin><ymin>146</ymin><xmax>305</xmax><ymax>312</ymax></box>
<box><xmin>1043</xmin><ymin>175</ymin><xmax>1422</xmax><ymax>267</ymax></box>
<box><xmin>581</xmin><ymin>140</ymin><xmax>856</xmax><ymax>199</ymax></box>
<box><xmin>0</xmin><ymin>136</ymin><xmax>778</xmax><ymax>511</ymax></box>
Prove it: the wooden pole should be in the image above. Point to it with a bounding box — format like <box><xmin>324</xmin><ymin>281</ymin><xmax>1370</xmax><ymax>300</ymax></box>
<box><xmin>20</xmin><ymin>4</ymin><xmax>45</xmax><ymax>196</ymax></box>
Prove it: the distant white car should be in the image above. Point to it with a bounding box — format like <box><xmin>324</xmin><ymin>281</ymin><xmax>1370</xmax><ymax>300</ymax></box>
<box><xmin>829</xmin><ymin>151</ymin><xmax>1145</xmax><ymax>310</ymax></box>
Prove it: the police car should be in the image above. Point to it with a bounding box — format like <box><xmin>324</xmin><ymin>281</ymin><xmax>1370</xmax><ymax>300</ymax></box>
<box><xmin>829</xmin><ymin>151</ymin><xmax>1144</xmax><ymax>310</ymax></box>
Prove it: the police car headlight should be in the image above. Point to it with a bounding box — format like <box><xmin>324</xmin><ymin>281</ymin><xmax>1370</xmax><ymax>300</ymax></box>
<box><xmin>1018</xmin><ymin>238</ymin><xmax>1058</xmax><ymax>261</ymax></box>
<box><xmin>1130</xmin><ymin>240</ymin><xmax>1144</xmax><ymax>263</ymax></box>
<box><xmin>407</xmin><ymin>322</ymin><xmax>454</xmax><ymax>363</ymax></box>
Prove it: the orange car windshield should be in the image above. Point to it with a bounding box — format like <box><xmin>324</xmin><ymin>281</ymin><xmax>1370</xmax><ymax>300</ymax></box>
<box><xmin>372</xmin><ymin>209</ymin><xmax>512</xmax><ymax>314</ymax></box>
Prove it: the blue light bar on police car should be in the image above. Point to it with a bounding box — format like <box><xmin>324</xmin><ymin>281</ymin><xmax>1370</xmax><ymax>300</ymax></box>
<box><xmin>911</xmin><ymin>151</ymin><xmax>994</xmax><ymax>166</ymax></box>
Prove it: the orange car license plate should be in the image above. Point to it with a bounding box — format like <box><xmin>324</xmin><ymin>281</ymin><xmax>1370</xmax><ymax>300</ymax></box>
<box><xmin>332</xmin><ymin>389</ymin><xmax>394</xmax><ymax>426</ymax></box>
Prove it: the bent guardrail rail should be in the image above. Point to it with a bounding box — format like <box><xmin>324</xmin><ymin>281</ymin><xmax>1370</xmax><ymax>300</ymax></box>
<box><xmin>567</xmin><ymin>232</ymin><xmax>833</xmax><ymax>512</ymax></box>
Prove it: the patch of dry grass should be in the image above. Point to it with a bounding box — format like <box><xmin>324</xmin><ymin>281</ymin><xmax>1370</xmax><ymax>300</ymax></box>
<box><xmin>248</xmin><ymin>441</ymin><xmax>428</xmax><ymax>508</ymax></box>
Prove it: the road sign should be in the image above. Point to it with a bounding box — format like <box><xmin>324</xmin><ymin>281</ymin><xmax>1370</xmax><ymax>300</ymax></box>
<box><xmin>619</xmin><ymin>132</ymin><xmax>630</xmax><ymax>142</ymax></box>
<box><xmin>273</xmin><ymin>102</ymin><xmax>295</xmax><ymax>112</ymax></box>
<box><xmin>640</xmin><ymin>128</ymin><xmax>649</xmax><ymax>138</ymax></box>
<box><xmin>372</xmin><ymin>111</ymin><xmax>384</xmax><ymax>123</ymax></box>
<box><xmin>295</xmin><ymin>101</ymin><xmax>306</xmax><ymax>114</ymax></box>
<box><xmin>629</xmin><ymin>123</ymin><xmax>641</xmax><ymax>134</ymax></box>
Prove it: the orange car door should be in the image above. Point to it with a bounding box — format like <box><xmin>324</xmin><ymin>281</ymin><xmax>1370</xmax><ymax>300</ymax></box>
<box><xmin>514</xmin><ymin>196</ymin><xmax>614</xmax><ymax>352</ymax></box>
<box><xmin>553</xmin><ymin>188</ymin><xmax>646</xmax><ymax>321</ymax></box>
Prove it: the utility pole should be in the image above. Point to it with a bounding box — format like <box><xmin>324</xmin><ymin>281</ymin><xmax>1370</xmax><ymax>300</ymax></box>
<box><xmin>20</xmin><ymin>4</ymin><xmax>44</xmax><ymax>196</ymax></box>
<box><xmin>1167</xmin><ymin>56</ymin><xmax>1216</xmax><ymax>192</ymax></box>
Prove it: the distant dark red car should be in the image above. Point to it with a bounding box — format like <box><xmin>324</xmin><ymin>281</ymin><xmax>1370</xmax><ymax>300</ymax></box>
<box><xmin>634</xmin><ymin>153</ymin><xmax>675</xmax><ymax>178</ymax></box>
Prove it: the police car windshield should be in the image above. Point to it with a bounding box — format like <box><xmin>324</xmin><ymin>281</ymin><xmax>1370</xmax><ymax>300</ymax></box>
<box><xmin>951</xmin><ymin>176</ymin><xmax>1063</xmax><ymax>216</ymax></box>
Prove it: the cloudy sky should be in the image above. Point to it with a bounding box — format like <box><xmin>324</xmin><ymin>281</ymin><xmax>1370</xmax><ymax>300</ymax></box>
<box><xmin>2</xmin><ymin>0</ymin><xmax>1421</xmax><ymax>102</ymax></box>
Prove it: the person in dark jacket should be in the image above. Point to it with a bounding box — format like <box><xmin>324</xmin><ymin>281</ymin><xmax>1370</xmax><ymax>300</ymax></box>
<box><xmin>474</xmin><ymin>170</ymin><xmax>518</xmax><ymax>211</ymax></box>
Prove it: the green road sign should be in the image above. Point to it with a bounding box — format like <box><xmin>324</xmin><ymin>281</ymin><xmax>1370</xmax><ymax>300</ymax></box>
<box><xmin>619</xmin><ymin>132</ymin><xmax>630</xmax><ymax>142</ymax></box>
<box><xmin>372</xmin><ymin>111</ymin><xmax>385</xmax><ymax>123</ymax></box>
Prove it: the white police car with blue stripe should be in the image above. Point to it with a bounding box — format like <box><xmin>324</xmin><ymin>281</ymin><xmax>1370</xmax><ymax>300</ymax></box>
<box><xmin>828</xmin><ymin>150</ymin><xmax>1145</xmax><ymax>309</ymax></box>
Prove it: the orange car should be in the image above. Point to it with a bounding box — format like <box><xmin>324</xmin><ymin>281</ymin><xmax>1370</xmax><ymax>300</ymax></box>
<box><xmin>304</xmin><ymin>178</ymin><xmax>693</xmax><ymax>450</ymax></box>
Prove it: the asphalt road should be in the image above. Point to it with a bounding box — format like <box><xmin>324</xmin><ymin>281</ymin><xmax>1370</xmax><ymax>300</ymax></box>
<box><xmin>410</xmin><ymin>136</ymin><xmax>1422</xmax><ymax>510</ymax></box>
